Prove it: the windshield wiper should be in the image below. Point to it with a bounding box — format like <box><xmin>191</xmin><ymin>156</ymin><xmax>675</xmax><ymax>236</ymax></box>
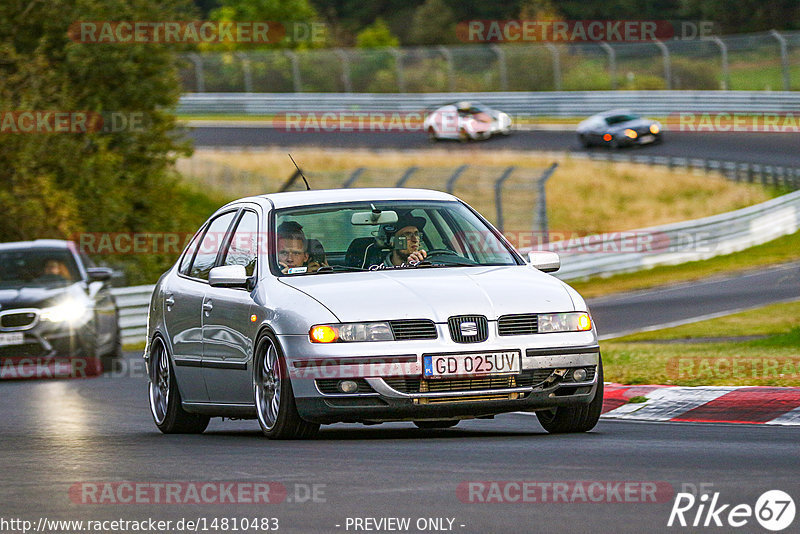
<box><xmin>313</xmin><ymin>265</ymin><xmax>369</xmax><ymax>273</ymax></box>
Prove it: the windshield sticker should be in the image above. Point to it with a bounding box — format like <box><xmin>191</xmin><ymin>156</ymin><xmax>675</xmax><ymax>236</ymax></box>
<box><xmin>287</xmin><ymin>266</ymin><xmax>308</xmax><ymax>274</ymax></box>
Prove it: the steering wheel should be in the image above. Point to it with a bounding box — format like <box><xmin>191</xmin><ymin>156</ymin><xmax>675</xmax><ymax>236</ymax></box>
<box><xmin>422</xmin><ymin>249</ymin><xmax>475</xmax><ymax>264</ymax></box>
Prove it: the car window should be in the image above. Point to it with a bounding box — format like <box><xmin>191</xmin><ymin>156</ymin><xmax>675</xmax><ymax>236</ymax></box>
<box><xmin>605</xmin><ymin>114</ymin><xmax>638</xmax><ymax>125</ymax></box>
<box><xmin>221</xmin><ymin>210</ymin><xmax>259</xmax><ymax>277</ymax></box>
<box><xmin>178</xmin><ymin>228</ymin><xmax>204</xmax><ymax>275</ymax></box>
<box><xmin>188</xmin><ymin>211</ymin><xmax>237</xmax><ymax>281</ymax></box>
<box><xmin>0</xmin><ymin>248</ymin><xmax>81</xmax><ymax>287</ymax></box>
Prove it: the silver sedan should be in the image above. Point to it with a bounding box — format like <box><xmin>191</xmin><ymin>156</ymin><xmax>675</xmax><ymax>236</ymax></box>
<box><xmin>145</xmin><ymin>188</ymin><xmax>602</xmax><ymax>439</ymax></box>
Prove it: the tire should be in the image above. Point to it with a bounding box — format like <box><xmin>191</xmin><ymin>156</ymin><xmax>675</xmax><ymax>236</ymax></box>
<box><xmin>414</xmin><ymin>420</ymin><xmax>459</xmax><ymax>429</ymax></box>
<box><xmin>78</xmin><ymin>319</ymin><xmax>103</xmax><ymax>376</ymax></box>
<box><xmin>148</xmin><ymin>336</ymin><xmax>209</xmax><ymax>434</ymax></box>
<box><xmin>536</xmin><ymin>358</ymin><xmax>604</xmax><ymax>434</ymax></box>
<box><xmin>254</xmin><ymin>332</ymin><xmax>319</xmax><ymax>440</ymax></box>
<box><xmin>578</xmin><ymin>134</ymin><xmax>590</xmax><ymax>148</ymax></box>
<box><xmin>427</xmin><ymin>127</ymin><xmax>439</xmax><ymax>142</ymax></box>
<box><xmin>609</xmin><ymin>138</ymin><xmax>620</xmax><ymax>149</ymax></box>
<box><xmin>458</xmin><ymin>128</ymin><xmax>470</xmax><ymax>142</ymax></box>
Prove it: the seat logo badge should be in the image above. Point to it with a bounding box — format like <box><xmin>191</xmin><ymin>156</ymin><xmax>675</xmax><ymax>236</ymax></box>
<box><xmin>460</xmin><ymin>321</ymin><xmax>478</xmax><ymax>336</ymax></box>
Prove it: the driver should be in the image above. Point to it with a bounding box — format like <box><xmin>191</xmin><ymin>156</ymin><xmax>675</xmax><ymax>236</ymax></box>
<box><xmin>379</xmin><ymin>213</ymin><xmax>428</xmax><ymax>267</ymax></box>
<box><xmin>276</xmin><ymin>221</ymin><xmax>327</xmax><ymax>273</ymax></box>
<box><xmin>41</xmin><ymin>259</ymin><xmax>71</xmax><ymax>280</ymax></box>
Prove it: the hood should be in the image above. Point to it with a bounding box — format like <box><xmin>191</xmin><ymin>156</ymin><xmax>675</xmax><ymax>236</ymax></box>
<box><xmin>279</xmin><ymin>265</ymin><xmax>575</xmax><ymax>323</ymax></box>
<box><xmin>0</xmin><ymin>282</ymin><xmax>85</xmax><ymax>310</ymax></box>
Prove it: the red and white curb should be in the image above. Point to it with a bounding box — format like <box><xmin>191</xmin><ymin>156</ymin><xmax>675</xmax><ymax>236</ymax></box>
<box><xmin>602</xmin><ymin>383</ymin><xmax>800</xmax><ymax>425</ymax></box>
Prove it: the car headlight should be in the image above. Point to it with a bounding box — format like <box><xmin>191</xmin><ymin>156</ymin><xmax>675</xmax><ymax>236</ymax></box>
<box><xmin>624</xmin><ymin>129</ymin><xmax>638</xmax><ymax>139</ymax></box>
<box><xmin>538</xmin><ymin>312</ymin><xmax>592</xmax><ymax>333</ymax></box>
<box><xmin>40</xmin><ymin>299</ymin><xmax>91</xmax><ymax>325</ymax></box>
<box><xmin>650</xmin><ymin>124</ymin><xmax>660</xmax><ymax>134</ymax></box>
<box><xmin>309</xmin><ymin>322</ymin><xmax>394</xmax><ymax>343</ymax></box>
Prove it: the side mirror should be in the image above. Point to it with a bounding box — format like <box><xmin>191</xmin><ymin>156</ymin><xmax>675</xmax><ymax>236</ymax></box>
<box><xmin>527</xmin><ymin>251</ymin><xmax>560</xmax><ymax>273</ymax></box>
<box><xmin>86</xmin><ymin>267</ymin><xmax>113</xmax><ymax>282</ymax></box>
<box><xmin>209</xmin><ymin>265</ymin><xmax>250</xmax><ymax>289</ymax></box>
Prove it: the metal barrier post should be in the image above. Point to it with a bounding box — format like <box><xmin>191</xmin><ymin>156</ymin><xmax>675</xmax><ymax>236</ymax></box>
<box><xmin>438</xmin><ymin>46</ymin><xmax>455</xmax><ymax>92</ymax></box>
<box><xmin>187</xmin><ymin>53</ymin><xmax>205</xmax><ymax>93</ymax></box>
<box><xmin>544</xmin><ymin>44</ymin><xmax>561</xmax><ymax>91</ymax></box>
<box><xmin>390</xmin><ymin>48</ymin><xmax>406</xmax><ymax>92</ymax></box>
<box><xmin>395</xmin><ymin>166</ymin><xmax>418</xmax><ymax>187</ymax></box>
<box><xmin>343</xmin><ymin>167</ymin><xmax>365</xmax><ymax>188</ymax></box>
<box><xmin>600</xmin><ymin>43</ymin><xmax>616</xmax><ymax>89</ymax></box>
<box><xmin>654</xmin><ymin>40</ymin><xmax>671</xmax><ymax>89</ymax></box>
<box><xmin>493</xmin><ymin>166</ymin><xmax>516</xmax><ymax>232</ymax></box>
<box><xmin>770</xmin><ymin>30</ymin><xmax>791</xmax><ymax>91</ymax></box>
<box><xmin>284</xmin><ymin>50</ymin><xmax>302</xmax><ymax>92</ymax></box>
<box><xmin>491</xmin><ymin>44</ymin><xmax>508</xmax><ymax>91</ymax></box>
<box><xmin>533</xmin><ymin>163</ymin><xmax>558</xmax><ymax>243</ymax></box>
<box><xmin>445</xmin><ymin>165</ymin><xmax>468</xmax><ymax>194</ymax></box>
<box><xmin>235</xmin><ymin>53</ymin><xmax>253</xmax><ymax>92</ymax></box>
<box><xmin>334</xmin><ymin>49</ymin><xmax>353</xmax><ymax>93</ymax></box>
<box><xmin>712</xmin><ymin>37</ymin><xmax>730</xmax><ymax>90</ymax></box>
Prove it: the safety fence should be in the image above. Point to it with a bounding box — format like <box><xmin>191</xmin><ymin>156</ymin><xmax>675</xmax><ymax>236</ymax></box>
<box><xmin>179</xmin><ymin>30</ymin><xmax>800</xmax><ymax>93</ymax></box>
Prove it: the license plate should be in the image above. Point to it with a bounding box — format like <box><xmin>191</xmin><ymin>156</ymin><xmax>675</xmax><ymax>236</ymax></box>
<box><xmin>639</xmin><ymin>134</ymin><xmax>655</xmax><ymax>144</ymax></box>
<box><xmin>0</xmin><ymin>332</ymin><xmax>25</xmax><ymax>346</ymax></box>
<box><xmin>423</xmin><ymin>351</ymin><xmax>521</xmax><ymax>378</ymax></box>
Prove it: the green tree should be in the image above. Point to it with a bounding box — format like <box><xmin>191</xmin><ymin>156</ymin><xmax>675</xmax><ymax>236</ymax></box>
<box><xmin>208</xmin><ymin>0</ymin><xmax>324</xmax><ymax>49</ymax></box>
<box><xmin>407</xmin><ymin>0</ymin><xmax>457</xmax><ymax>45</ymax></box>
<box><xmin>355</xmin><ymin>18</ymin><xmax>399</xmax><ymax>48</ymax></box>
<box><xmin>0</xmin><ymin>0</ymin><xmax>220</xmax><ymax>283</ymax></box>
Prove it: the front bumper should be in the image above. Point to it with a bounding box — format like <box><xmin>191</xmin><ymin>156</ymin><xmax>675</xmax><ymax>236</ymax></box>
<box><xmin>280</xmin><ymin>331</ymin><xmax>600</xmax><ymax>424</ymax></box>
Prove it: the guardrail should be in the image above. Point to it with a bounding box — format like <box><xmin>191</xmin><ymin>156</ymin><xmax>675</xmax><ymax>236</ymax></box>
<box><xmin>113</xmin><ymin>188</ymin><xmax>800</xmax><ymax>345</ymax></box>
<box><xmin>178</xmin><ymin>90</ymin><xmax>800</xmax><ymax>117</ymax></box>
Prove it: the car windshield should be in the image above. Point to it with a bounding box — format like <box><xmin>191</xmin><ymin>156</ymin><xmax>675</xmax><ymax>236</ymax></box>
<box><xmin>272</xmin><ymin>200</ymin><xmax>520</xmax><ymax>275</ymax></box>
<box><xmin>0</xmin><ymin>248</ymin><xmax>80</xmax><ymax>288</ymax></box>
<box><xmin>605</xmin><ymin>114</ymin><xmax>639</xmax><ymax>125</ymax></box>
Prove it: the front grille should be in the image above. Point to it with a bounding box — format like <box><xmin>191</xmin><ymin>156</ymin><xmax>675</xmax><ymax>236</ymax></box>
<box><xmin>498</xmin><ymin>314</ymin><xmax>538</xmax><ymax>336</ymax></box>
<box><xmin>447</xmin><ymin>315</ymin><xmax>488</xmax><ymax>343</ymax></box>
<box><xmin>315</xmin><ymin>378</ymin><xmax>375</xmax><ymax>395</ymax></box>
<box><xmin>0</xmin><ymin>311</ymin><xmax>37</xmax><ymax>330</ymax></box>
<box><xmin>389</xmin><ymin>319</ymin><xmax>437</xmax><ymax>340</ymax></box>
<box><xmin>0</xmin><ymin>343</ymin><xmax>45</xmax><ymax>358</ymax></box>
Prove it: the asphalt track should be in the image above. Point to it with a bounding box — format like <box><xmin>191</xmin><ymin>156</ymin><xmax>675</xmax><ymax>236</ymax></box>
<box><xmin>187</xmin><ymin>126</ymin><xmax>800</xmax><ymax>167</ymax></box>
<box><xmin>2</xmin><ymin>268</ymin><xmax>799</xmax><ymax>533</ymax></box>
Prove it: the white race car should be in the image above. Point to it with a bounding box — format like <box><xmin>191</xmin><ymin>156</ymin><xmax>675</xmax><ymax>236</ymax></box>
<box><xmin>423</xmin><ymin>101</ymin><xmax>512</xmax><ymax>141</ymax></box>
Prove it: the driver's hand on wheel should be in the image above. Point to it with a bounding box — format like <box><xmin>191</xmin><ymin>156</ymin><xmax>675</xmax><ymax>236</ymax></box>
<box><xmin>407</xmin><ymin>250</ymin><xmax>427</xmax><ymax>264</ymax></box>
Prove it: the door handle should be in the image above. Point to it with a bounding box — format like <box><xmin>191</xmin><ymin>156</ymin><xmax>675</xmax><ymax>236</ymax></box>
<box><xmin>165</xmin><ymin>296</ymin><xmax>175</xmax><ymax>307</ymax></box>
<box><xmin>203</xmin><ymin>301</ymin><xmax>213</xmax><ymax>312</ymax></box>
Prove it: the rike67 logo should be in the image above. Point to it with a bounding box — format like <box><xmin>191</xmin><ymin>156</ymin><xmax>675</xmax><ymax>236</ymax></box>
<box><xmin>668</xmin><ymin>490</ymin><xmax>795</xmax><ymax>531</ymax></box>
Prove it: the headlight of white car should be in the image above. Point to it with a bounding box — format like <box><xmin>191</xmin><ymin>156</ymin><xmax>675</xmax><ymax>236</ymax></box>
<box><xmin>538</xmin><ymin>312</ymin><xmax>592</xmax><ymax>333</ymax></box>
<box><xmin>309</xmin><ymin>322</ymin><xmax>394</xmax><ymax>343</ymax></box>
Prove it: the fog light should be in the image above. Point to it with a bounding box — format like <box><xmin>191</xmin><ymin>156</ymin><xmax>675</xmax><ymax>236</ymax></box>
<box><xmin>338</xmin><ymin>380</ymin><xmax>358</xmax><ymax>393</ymax></box>
<box><xmin>572</xmin><ymin>368</ymin><xmax>588</xmax><ymax>382</ymax></box>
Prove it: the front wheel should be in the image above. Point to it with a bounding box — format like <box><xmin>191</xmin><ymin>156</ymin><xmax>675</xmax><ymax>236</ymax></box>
<box><xmin>536</xmin><ymin>358</ymin><xmax>604</xmax><ymax>433</ymax></box>
<box><xmin>148</xmin><ymin>336</ymin><xmax>209</xmax><ymax>434</ymax></box>
<box><xmin>254</xmin><ymin>333</ymin><xmax>319</xmax><ymax>440</ymax></box>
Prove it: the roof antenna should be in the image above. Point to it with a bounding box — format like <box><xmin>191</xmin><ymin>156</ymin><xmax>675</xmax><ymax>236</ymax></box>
<box><xmin>288</xmin><ymin>153</ymin><xmax>311</xmax><ymax>190</ymax></box>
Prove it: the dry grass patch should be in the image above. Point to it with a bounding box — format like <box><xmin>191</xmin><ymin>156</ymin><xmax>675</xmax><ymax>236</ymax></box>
<box><xmin>179</xmin><ymin>148</ymin><xmax>771</xmax><ymax>235</ymax></box>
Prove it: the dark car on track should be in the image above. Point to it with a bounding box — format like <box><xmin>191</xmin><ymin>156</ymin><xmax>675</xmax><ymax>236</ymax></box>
<box><xmin>0</xmin><ymin>240</ymin><xmax>121</xmax><ymax>378</ymax></box>
<box><xmin>577</xmin><ymin>109</ymin><xmax>663</xmax><ymax>148</ymax></box>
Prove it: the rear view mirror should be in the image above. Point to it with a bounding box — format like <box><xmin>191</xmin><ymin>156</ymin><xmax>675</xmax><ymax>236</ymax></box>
<box><xmin>351</xmin><ymin>210</ymin><xmax>398</xmax><ymax>225</ymax></box>
<box><xmin>209</xmin><ymin>265</ymin><xmax>250</xmax><ymax>288</ymax></box>
<box><xmin>527</xmin><ymin>251</ymin><xmax>560</xmax><ymax>273</ymax></box>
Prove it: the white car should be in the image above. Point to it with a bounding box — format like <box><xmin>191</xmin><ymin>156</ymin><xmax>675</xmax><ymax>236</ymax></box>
<box><xmin>424</xmin><ymin>101</ymin><xmax>512</xmax><ymax>141</ymax></box>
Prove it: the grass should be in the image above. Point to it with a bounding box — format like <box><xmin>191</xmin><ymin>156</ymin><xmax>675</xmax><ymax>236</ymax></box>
<box><xmin>571</xmin><ymin>230</ymin><xmax>800</xmax><ymax>298</ymax></box>
<box><xmin>179</xmin><ymin>148</ymin><xmax>772</xmax><ymax>240</ymax></box>
<box><xmin>601</xmin><ymin>300</ymin><xmax>800</xmax><ymax>386</ymax></box>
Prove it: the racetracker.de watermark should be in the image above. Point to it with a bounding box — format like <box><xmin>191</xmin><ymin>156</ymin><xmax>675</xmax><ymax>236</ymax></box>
<box><xmin>456</xmin><ymin>20</ymin><xmax>717</xmax><ymax>43</ymax></box>
<box><xmin>457</xmin><ymin>481</ymin><xmax>674</xmax><ymax>503</ymax></box>
<box><xmin>69</xmin><ymin>482</ymin><xmax>325</xmax><ymax>504</ymax></box>
<box><xmin>0</xmin><ymin>357</ymin><xmax>101</xmax><ymax>380</ymax></box>
<box><xmin>277</xmin><ymin>111</ymin><xmax>426</xmax><ymax>133</ymax></box>
<box><xmin>0</xmin><ymin>111</ymin><xmax>149</xmax><ymax>134</ymax></box>
<box><xmin>667</xmin><ymin>357</ymin><xmax>800</xmax><ymax>381</ymax></box>
<box><xmin>69</xmin><ymin>21</ymin><xmax>326</xmax><ymax>45</ymax></box>
<box><xmin>669</xmin><ymin>112</ymin><xmax>800</xmax><ymax>133</ymax></box>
